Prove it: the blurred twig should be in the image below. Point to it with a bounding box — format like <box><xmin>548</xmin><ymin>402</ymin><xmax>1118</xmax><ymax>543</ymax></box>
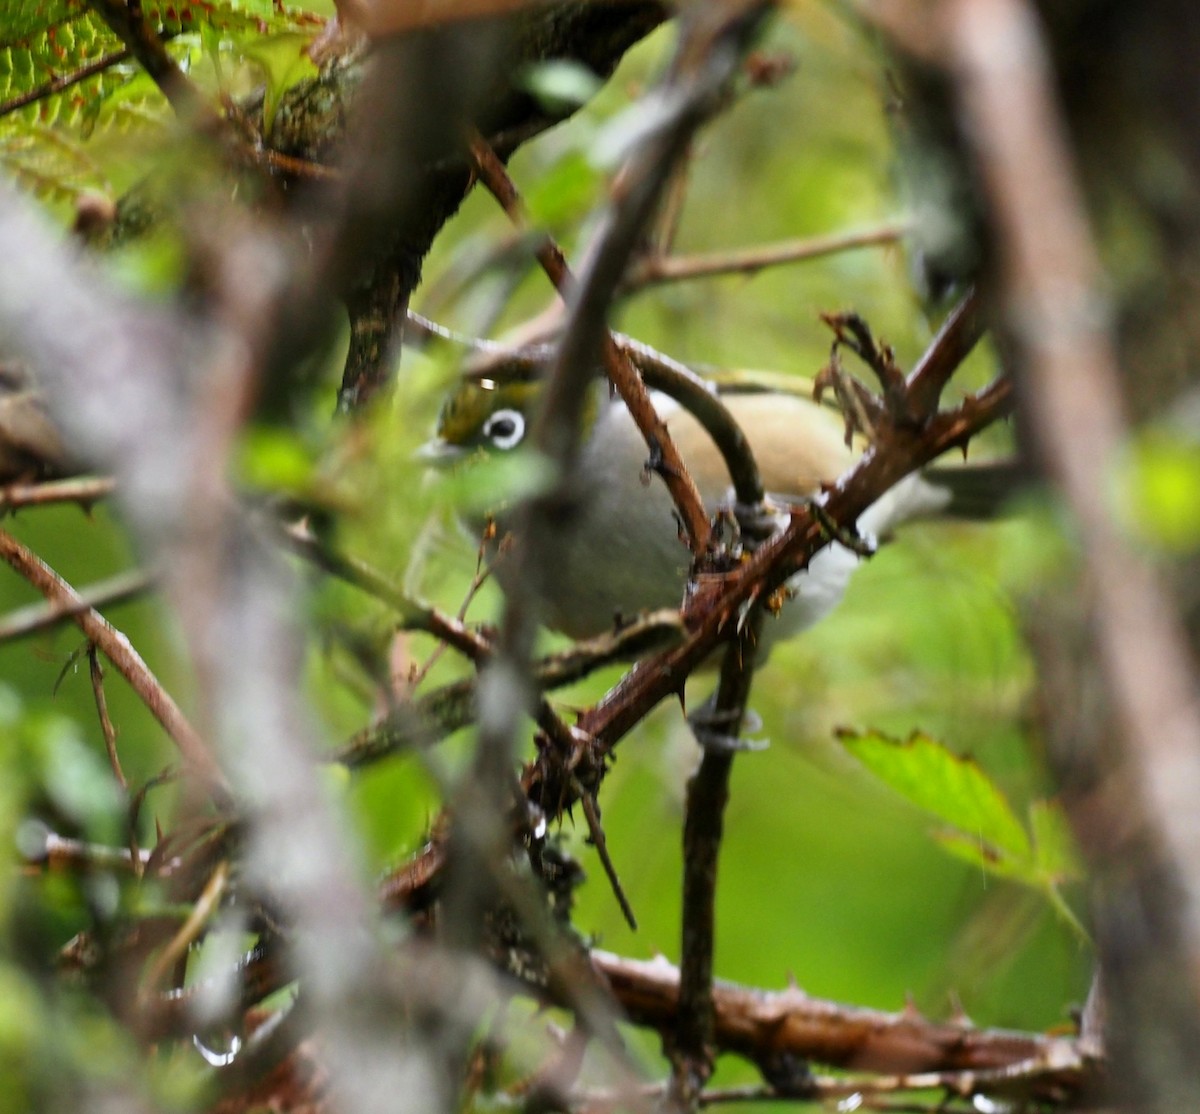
<box><xmin>622</xmin><ymin>220</ymin><xmax>909</xmax><ymax>291</ymax></box>
<box><xmin>0</xmin><ymin>475</ymin><xmax>115</xmax><ymax>510</ymax></box>
<box><xmin>930</xmin><ymin>0</ymin><xmax>1200</xmax><ymax>1103</ymax></box>
<box><xmin>0</xmin><ymin>565</ymin><xmax>152</xmax><ymax>642</ymax></box>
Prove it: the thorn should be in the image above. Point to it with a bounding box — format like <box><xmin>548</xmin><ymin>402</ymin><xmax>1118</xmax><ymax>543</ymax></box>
<box><xmin>947</xmin><ymin>990</ymin><xmax>972</xmax><ymax>1027</ymax></box>
<box><xmin>579</xmin><ymin>788</ymin><xmax>638</xmax><ymax>932</ymax></box>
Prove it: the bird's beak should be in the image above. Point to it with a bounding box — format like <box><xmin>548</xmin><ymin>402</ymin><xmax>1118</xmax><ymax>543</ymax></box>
<box><xmin>416</xmin><ymin>437</ymin><xmax>465</xmax><ymax>467</ymax></box>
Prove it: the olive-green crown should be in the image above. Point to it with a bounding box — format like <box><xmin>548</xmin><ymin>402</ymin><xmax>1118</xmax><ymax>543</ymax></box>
<box><xmin>436</xmin><ymin>375</ymin><xmax>603</xmax><ymax>448</ymax></box>
<box><xmin>436</xmin><ymin>378</ymin><xmax>540</xmax><ymax>447</ymax></box>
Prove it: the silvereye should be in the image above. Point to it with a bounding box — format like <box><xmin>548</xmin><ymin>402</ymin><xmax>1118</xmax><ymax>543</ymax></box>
<box><xmin>425</xmin><ymin>373</ymin><xmax>1008</xmax><ymax>650</ymax></box>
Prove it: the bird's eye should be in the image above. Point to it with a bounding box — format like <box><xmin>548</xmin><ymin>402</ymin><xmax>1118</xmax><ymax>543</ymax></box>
<box><xmin>482</xmin><ymin>408</ymin><xmax>525</xmax><ymax>450</ymax></box>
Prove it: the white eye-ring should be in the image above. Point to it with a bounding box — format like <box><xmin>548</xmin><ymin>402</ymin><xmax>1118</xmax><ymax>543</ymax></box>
<box><xmin>482</xmin><ymin>408</ymin><xmax>525</xmax><ymax>450</ymax></box>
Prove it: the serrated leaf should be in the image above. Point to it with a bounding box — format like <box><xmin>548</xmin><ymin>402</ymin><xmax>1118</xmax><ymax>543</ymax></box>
<box><xmin>933</xmin><ymin>828</ymin><xmax>1028</xmax><ymax>879</ymax></box>
<box><xmin>0</xmin><ymin>0</ymin><xmax>320</xmax><ymax>135</ymax></box>
<box><xmin>839</xmin><ymin>728</ymin><xmax>1032</xmax><ymax>861</ymax></box>
<box><xmin>840</xmin><ymin>727</ymin><xmax>1089</xmax><ymax>940</ymax></box>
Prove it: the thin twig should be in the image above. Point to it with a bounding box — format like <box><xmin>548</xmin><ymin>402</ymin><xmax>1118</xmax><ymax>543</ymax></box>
<box><xmin>579</xmin><ymin>784</ymin><xmax>638</xmax><ymax>932</ymax></box>
<box><xmin>623</xmin><ymin>221</ymin><xmax>909</xmax><ymax>291</ymax></box>
<box><xmin>278</xmin><ymin>519</ymin><xmax>492</xmax><ymax>663</ymax></box>
<box><xmin>0</xmin><ymin>474</ymin><xmax>116</xmax><ymax>511</ymax></box>
<box><xmin>0</xmin><ymin>528</ymin><xmax>227</xmax><ymax>798</ymax></box>
<box><xmin>0</xmin><ymin>48</ymin><xmax>132</xmax><ymax>119</ymax></box>
<box><xmin>18</xmin><ymin>824</ymin><xmax>155</xmax><ymax>874</ymax></box>
<box><xmin>534</xmin><ymin>697</ymin><xmax>638</xmax><ymax>930</ymax></box>
<box><xmin>411</xmin><ymin>534</ymin><xmax>496</xmax><ymax>689</ymax></box>
<box><xmin>86</xmin><ymin>0</ymin><xmax>214</xmax><ymax>122</ymax></box>
<box><xmin>468</xmin><ymin>131</ymin><xmax>712</xmax><ymax>555</ymax></box>
<box><xmin>140</xmin><ymin>859</ymin><xmax>230</xmax><ymax>998</ymax></box>
<box><xmin>88</xmin><ymin>646</ymin><xmax>128</xmax><ymax>792</ymax></box>
<box><xmin>0</xmin><ymin>565</ymin><xmax>152</xmax><ymax>643</ymax></box>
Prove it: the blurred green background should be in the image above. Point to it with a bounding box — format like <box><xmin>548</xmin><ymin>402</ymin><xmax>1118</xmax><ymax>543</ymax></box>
<box><xmin>0</xmin><ymin>2</ymin><xmax>1090</xmax><ymax>1108</ymax></box>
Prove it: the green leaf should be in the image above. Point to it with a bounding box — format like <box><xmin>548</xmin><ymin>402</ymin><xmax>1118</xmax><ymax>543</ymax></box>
<box><xmin>516</xmin><ymin>59</ymin><xmax>602</xmax><ymax>114</ymax></box>
<box><xmin>838</xmin><ymin>728</ymin><xmax>1031</xmax><ymax>861</ymax></box>
<box><xmin>839</xmin><ymin>727</ymin><xmax>1088</xmax><ymax>939</ymax></box>
<box><xmin>434</xmin><ymin>447</ymin><xmax>557</xmax><ymax>518</ymax></box>
<box><xmin>1029</xmin><ymin>798</ymin><xmax>1082</xmax><ymax>883</ymax></box>
<box><xmin>24</xmin><ymin>713</ymin><xmax>123</xmax><ymax>843</ymax></box>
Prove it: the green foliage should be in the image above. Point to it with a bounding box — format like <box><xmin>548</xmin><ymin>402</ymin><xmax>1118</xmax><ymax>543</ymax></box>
<box><xmin>1117</xmin><ymin>428</ymin><xmax>1200</xmax><ymax>553</ymax></box>
<box><xmin>0</xmin><ymin>0</ymin><xmax>318</xmax><ymax>207</ymax></box>
<box><xmin>838</xmin><ymin>727</ymin><xmax>1085</xmax><ymax>938</ymax></box>
<box><xmin>0</xmin><ymin>0</ymin><xmax>1092</xmax><ymax>1107</ymax></box>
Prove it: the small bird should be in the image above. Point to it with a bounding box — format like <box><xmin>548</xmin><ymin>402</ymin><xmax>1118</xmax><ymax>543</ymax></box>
<box><xmin>425</xmin><ymin>372</ymin><xmax>1011</xmax><ymax>653</ymax></box>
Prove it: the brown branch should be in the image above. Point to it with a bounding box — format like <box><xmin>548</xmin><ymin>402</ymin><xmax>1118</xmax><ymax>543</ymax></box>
<box><xmin>86</xmin><ymin>0</ymin><xmax>215</xmax><ymax>122</ymax></box>
<box><xmin>671</xmin><ymin>613</ymin><xmax>764</xmax><ymax>1106</ymax></box>
<box><xmin>468</xmin><ymin>131</ymin><xmax>712</xmax><ymax>556</ymax></box>
<box><xmin>936</xmin><ymin>0</ymin><xmax>1200</xmax><ymax>1101</ymax></box>
<box><xmin>593</xmin><ymin>950</ymin><xmax>1091</xmax><ymax>1092</ymax></box>
<box><xmin>130</xmin><ymin>925</ymin><xmax>1095</xmax><ymax>1104</ymax></box>
<box><xmin>0</xmin><ymin>48</ymin><xmax>132</xmax><ymax>119</ymax></box>
<box><xmin>0</xmin><ymin>474</ymin><xmax>116</xmax><ymax>511</ymax></box>
<box><xmin>277</xmin><ymin>519</ymin><xmax>493</xmax><ymax>663</ymax></box>
<box><xmin>623</xmin><ymin>220</ymin><xmax>909</xmax><ymax>291</ymax></box>
<box><xmin>0</xmin><ymin>565</ymin><xmax>152</xmax><ymax>643</ymax></box>
<box><xmin>0</xmin><ymin>528</ymin><xmax>227</xmax><ymax>797</ymax></box>
<box><xmin>562</xmin><ymin>325</ymin><xmax>1005</xmax><ymax>766</ymax></box>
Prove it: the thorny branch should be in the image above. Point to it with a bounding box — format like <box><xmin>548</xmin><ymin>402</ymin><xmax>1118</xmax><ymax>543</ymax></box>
<box><xmin>0</xmin><ymin>527</ymin><xmax>227</xmax><ymax>796</ymax></box>
<box><xmin>468</xmin><ymin>132</ymin><xmax>713</xmax><ymax>557</ymax></box>
<box><xmin>108</xmin><ymin>913</ymin><xmax>1092</xmax><ymax>1103</ymax></box>
<box><xmin>455</xmin><ymin>0</ymin><xmax>773</xmax><ymax>986</ymax></box>
<box><xmin>523</xmin><ymin>289</ymin><xmax>998</xmax><ymax>807</ymax></box>
<box><xmin>0</xmin><ymin>0</ymin><xmax>1108</xmax><ymax>1110</ymax></box>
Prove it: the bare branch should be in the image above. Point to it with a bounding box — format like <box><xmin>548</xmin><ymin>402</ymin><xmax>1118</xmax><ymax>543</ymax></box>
<box><xmin>0</xmin><ymin>528</ymin><xmax>226</xmax><ymax>796</ymax></box>
<box><xmin>0</xmin><ymin>475</ymin><xmax>116</xmax><ymax>511</ymax></box>
<box><xmin>0</xmin><ymin>566</ymin><xmax>152</xmax><ymax>643</ymax></box>
<box><xmin>623</xmin><ymin>220</ymin><xmax>909</xmax><ymax>291</ymax></box>
<box><xmin>671</xmin><ymin>613</ymin><xmax>764</xmax><ymax>1106</ymax></box>
<box><xmin>593</xmin><ymin>949</ymin><xmax>1091</xmax><ymax>1092</ymax></box>
<box><xmin>468</xmin><ymin>131</ymin><xmax>713</xmax><ymax>555</ymax></box>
